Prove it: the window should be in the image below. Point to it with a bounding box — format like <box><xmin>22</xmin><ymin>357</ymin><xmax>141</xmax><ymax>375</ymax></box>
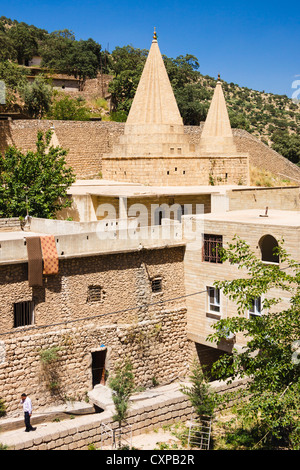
<box><xmin>14</xmin><ymin>301</ymin><xmax>34</xmax><ymax>328</ymax></box>
<box><xmin>151</xmin><ymin>278</ymin><xmax>162</xmax><ymax>293</ymax></box>
<box><xmin>249</xmin><ymin>297</ymin><xmax>262</xmax><ymax>319</ymax></box>
<box><xmin>203</xmin><ymin>234</ymin><xmax>223</xmax><ymax>263</ymax></box>
<box><xmin>154</xmin><ymin>208</ymin><xmax>165</xmax><ymax>225</ymax></box>
<box><xmin>259</xmin><ymin>235</ymin><xmax>279</xmax><ymax>264</ymax></box>
<box><xmin>207</xmin><ymin>287</ymin><xmax>220</xmax><ymax>314</ymax></box>
<box><xmin>87</xmin><ymin>286</ymin><xmax>102</xmax><ymax>303</ymax></box>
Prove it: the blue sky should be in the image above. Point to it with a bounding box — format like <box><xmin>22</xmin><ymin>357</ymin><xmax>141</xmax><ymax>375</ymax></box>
<box><xmin>1</xmin><ymin>0</ymin><xmax>300</xmax><ymax>97</ymax></box>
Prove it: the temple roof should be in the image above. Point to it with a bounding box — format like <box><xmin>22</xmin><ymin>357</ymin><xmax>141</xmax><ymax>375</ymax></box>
<box><xmin>199</xmin><ymin>77</ymin><xmax>237</xmax><ymax>154</ymax></box>
<box><xmin>126</xmin><ymin>32</ymin><xmax>183</xmax><ymax>128</ymax></box>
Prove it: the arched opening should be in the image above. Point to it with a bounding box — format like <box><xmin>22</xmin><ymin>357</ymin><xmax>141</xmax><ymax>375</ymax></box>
<box><xmin>259</xmin><ymin>235</ymin><xmax>279</xmax><ymax>264</ymax></box>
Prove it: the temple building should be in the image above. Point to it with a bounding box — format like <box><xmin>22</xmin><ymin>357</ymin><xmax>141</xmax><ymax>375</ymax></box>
<box><xmin>101</xmin><ymin>31</ymin><xmax>250</xmax><ymax>186</ymax></box>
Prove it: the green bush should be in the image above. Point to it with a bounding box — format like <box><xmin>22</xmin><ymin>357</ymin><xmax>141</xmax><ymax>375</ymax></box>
<box><xmin>0</xmin><ymin>398</ymin><xmax>6</xmax><ymax>417</ymax></box>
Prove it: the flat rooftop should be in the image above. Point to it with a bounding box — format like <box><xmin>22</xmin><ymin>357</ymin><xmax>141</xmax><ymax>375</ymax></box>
<box><xmin>68</xmin><ymin>180</ymin><xmax>247</xmax><ymax>197</ymax></box>
<box><xmin>198</xmin><ymin>209</ymin><xmax>300</xmax><ymax>227</ymax></box>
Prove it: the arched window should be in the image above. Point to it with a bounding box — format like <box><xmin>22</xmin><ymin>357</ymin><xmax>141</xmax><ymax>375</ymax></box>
<box><xmin>259</xmin><ymin>235</ymin><xmax>279</xmax><ymax>264</ymax></box>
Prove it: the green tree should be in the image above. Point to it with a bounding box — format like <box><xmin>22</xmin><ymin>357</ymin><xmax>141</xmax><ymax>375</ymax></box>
<box><xmin>48</xmin><ymin>95</ymin><xmax>90</xmax><ymax>121</ymax></box>
<box><xmin>0</xmin><ymin>31</ymin><xmax>16</xmax><ymax>62</ymax></box>
<box><xmin>271</xmin><ymin>130</ymin><xmax>300</xmax><ymax>164</ymax></box>
<box><xmin>208</xmin><ymin>237</ymin><xmax>300</xmax><ymax>449</ymax></box>
<box><xmin>0</xmin><ymin>130</ymin><xmax>76</xmax><ymax>218</ymax></box>
<box><xmin>7</xmin><ymin>22</ymin><xmax>39</xmax><ymax>64</ymax></box>
<box><xmin>181</xmin><ymin>360</ymin><xmax>218</xmax><ymax>421</ymax></box>
<box><xmin>41</xmin><ymin>31</ymin><xmax>103</xmax><ymax>80</ymax></box>
<box><xmin>175</xmin><ymin>83</ymin><xmax>210</xmax><ymax>125</ymax></box>
<box><xmin>40</xmin><ymin>29</ymin><xmax>75</xmax><ymax>72</ymax></box>
<box><xmin>71</xmin><ymin>38</ymin><xmax>102</xmax><ymax>80</ymax></box>
<box><xmin>0</xmin><ymin>61</ymin><xmax>28</xmax><ymax>108</ymax></box>
<box><xmin>109</xmin><ymin>359</ymin><xmax>135</xmax><ymax>448</ymax></box>
<box><xmin>109</xmin><ymin>45</ymin><xmax>148</xmax><ymax>114</ymax></box>
<box><xmin>228</xmin><ymin>110</ymin><xmax>251</xmax><ymax>132</ymax></box>
<box><xmin>163</xmin><ymin>54</ymin><xmax>200</xmax><ymax>89</ymax></box>
<box><xmin>20</xmin><ymin>75</ymin><xmax>52</xmax><ymax>118</ymax></box>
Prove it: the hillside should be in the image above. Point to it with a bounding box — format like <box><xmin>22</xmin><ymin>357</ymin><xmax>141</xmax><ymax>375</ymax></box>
<box><xmin>0</xmin><ymin>16</ymin><xmax>299</xmax><ymax>167</ymax></box>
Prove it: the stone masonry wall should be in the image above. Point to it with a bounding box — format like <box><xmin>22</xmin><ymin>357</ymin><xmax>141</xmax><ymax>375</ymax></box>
<box><xmin>101</xmin><ymin>154</ymin><xmax>249</xmax><ymax>186</ymax></box>
<box><xmin>0</xmin><ymin>120</ymin><xmax>299</xmax><ymax>182</ymax></box>
<box><xmin>0</xmin><ymin>246</ymin><xmax>190</xmax><ymax>414</ymax></box>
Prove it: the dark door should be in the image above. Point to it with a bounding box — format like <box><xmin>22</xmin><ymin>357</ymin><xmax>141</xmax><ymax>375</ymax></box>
<box><xmin>92</xmin><ymin>350</ymin><xmax>106</xmax><ymax>387</ymax></box>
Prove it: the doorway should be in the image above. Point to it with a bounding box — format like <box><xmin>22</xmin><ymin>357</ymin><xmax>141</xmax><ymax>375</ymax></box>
<box><xmin>91</xmin><ymin>350</ymin><xmax>107</xmax><ymax>387</ymax></box>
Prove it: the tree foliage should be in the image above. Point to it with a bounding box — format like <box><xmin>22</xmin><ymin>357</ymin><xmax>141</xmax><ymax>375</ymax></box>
<box><xmin>0</xmin><ymin>130</ymin><xmax>76</xmax><ymax>218</ymax></box>
<box><xmin>0</xmin><ymin>60</ymin><xmax>28</xmax><ymax>107</ymax></box>
<box><xmin>109</xmin><ymin>359</ymin><xmax>135</xmax><ymax>445</ymax></box>
<box><xmin>208</xmin><ymin>237</ymin><xmax>300</xmax><ymax>448</ymax></box>
<box><xmin>109</xmin><ymin>45</ymin><xmax>148</xmax><ymax>114</ymax></box>
<box><xmin>48</xmin><ymin>95</ymin><xmax>90</xmax><ymax>121</ymax></box>
<box><xmin>41</xmin><ymin>31</ymin><xmax>104</xmax><ymax>80</ymax></box>
<box><xmin>20</xmin><ymin>75</ymin><xmax>53</xmax><ymax>118</ymax></box>
<box><xmin>181</xmin><ymin>360</ymin><xmax>218</xmax><ymax>421</ymax></box>
<box><xmin>271</xmin><ymin>130</ymin><xmax>300</xmax><ymax>165</ymax></box>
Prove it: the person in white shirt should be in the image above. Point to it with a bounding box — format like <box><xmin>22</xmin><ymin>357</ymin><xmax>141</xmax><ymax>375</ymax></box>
<box><xmin>20</xmin><ymin>393</ymin><xmax>36</xmax><ymax>432</ymax></box>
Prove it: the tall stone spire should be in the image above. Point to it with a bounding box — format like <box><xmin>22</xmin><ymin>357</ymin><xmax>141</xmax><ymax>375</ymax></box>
<box><xmin>199</xmin><ymin>75</ymin><xmax>237</xmax><ymax>154</ymax></box>
<box><xmin>104</xmin><ymin>30</ymin><xmax>191</xmax><ymax>159</ymax></box>
<box><xmin>125</xmin><ymin>28</ymin><xmax>183</xmax><ymax>132</ymax></box>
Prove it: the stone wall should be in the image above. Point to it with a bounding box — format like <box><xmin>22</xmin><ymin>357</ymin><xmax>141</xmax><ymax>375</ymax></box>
<box><xmin>0</xmin><ymin>120</ymin><xmax>124</xmax><ymax>178</ymax></box>
<box><xmin>0</xmin><ymin>218</ymin><xmax>21</xmax><ymax>232</ymax></box>
<box><xmin>233</xmin><ymin>129</ymin><xmax>300</xmax><ymax>184</ymax></box>
<box><xmin>0</xmin><ymin>246</ymin><xmax>190</xmax><ymax>413</ymax></box>
<box><xmin>0</xmin><ymin>120</ymin><xmax>299</xmax><ymax>183</ymax></box>
<box><xmin>228</xmin><ymin>186</ymin><xmax>300</xmax><ymax>211</ymax></box>
<box><xmin>2</xmin><ymin>388</ymin><xmax>194</xmax><ymax>450</ymax></box>
<box><xmin>101</xmin><ymin>154</ymin><xmax>249</xmax><ymax>186</ymax></box>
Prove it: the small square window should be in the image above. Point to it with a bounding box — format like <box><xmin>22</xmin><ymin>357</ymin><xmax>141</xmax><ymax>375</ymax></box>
<box><xmin>87</xmin><ymin>286</ymin><xmax>102</xmax><ymax>303</ymax></box>
<box><xmin>14</xmin><ymin>301</ymin><xmax>34</xmax><ymax>328</ymax></box>
<box><xmin>151</xmin><ymin>278</ymin><xmax>162</xmax><ymax>293</ymax></box>
<box><xmin>207</xmin><ymin>287</ymin><xmax>220</xmax><ymax>314</ymax></box>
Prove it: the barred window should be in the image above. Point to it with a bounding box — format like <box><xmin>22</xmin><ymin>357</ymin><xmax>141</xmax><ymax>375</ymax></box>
<box><xmin>203</xmin><ymin>234</ymin><xmax>223</xmax><ymax>263</ymax></box>
<box><xmin>151</xmin><ymin>278</ymin><xmax>162</xmax><ymax>293</ymax></box>
<box><xmin>87</xmin><ymin>286</ymin><xmax>102</xmax><ymax>303</ymax></box>
<box><xmin>14</xmin><ymin>301</ymin><xmax>34</xmax><ymax>328</ymax></box>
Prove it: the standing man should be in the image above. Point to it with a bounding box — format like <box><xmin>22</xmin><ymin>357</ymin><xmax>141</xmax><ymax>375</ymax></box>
<box><xmin>20</xmin><ymin>393</ymin><xmax>36</xmax><ymax>432</ymax></box>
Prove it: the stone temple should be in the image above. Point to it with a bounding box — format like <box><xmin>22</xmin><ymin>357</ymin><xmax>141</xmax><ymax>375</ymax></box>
<box><xmin>101</xmin><ymin>30</ymin><xmax>250</xmax><ymax>186</ymax></box>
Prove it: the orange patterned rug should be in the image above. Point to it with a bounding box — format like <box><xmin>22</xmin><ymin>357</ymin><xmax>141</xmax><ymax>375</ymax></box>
<box><xmin>40</xmin><ymin>235</ymin><xmax>59</xmax><ymax>275</ymax></box>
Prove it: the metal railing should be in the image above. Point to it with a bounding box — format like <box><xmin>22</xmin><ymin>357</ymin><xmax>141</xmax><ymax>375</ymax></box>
<box><xmin>188</xmin><ymin>415</ymin><xmax>212</xmax><ymax>450</ymax></box>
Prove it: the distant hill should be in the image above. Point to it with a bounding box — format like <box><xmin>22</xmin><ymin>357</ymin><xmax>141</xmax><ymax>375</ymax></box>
<box><xmin>0</xmin><ymin>16</ymin><xmax>299</xmax><ymax>166</ymax></box>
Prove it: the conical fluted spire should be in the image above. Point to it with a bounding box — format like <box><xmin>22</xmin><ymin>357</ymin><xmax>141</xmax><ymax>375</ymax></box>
<box><xmin>126</xmin><ymin>31</ymin><xmax>183</xmax><ymax>128</ymax></box>
<box><xmin>200</xmin><ymin>76</ymin><xmax>237</xmax><ymax>153</ymax></box>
